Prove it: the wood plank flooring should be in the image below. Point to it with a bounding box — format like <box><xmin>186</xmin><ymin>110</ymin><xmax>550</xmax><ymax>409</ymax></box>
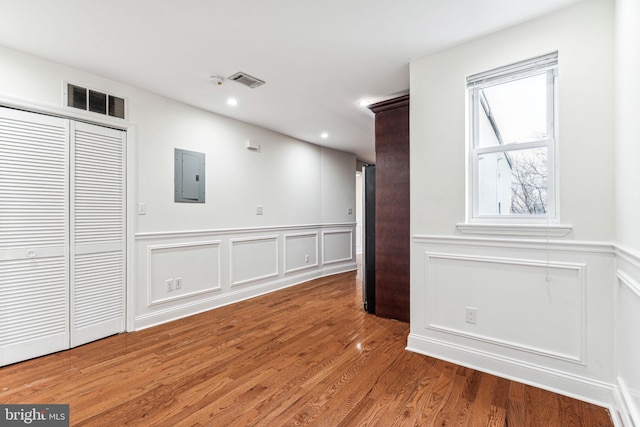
<box><xmin>0</xmin><ymin>270</ymin><xmax>612</xmax><ymax>426</ymax></box>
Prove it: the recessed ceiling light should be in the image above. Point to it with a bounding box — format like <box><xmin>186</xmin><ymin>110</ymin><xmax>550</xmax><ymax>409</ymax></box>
<box><xmin>321</xmin><ymin>132</ymin><xmax>329</xmax><ymax>139</ymax></box>
<box><xmin>227</xmin><ymin>98</ymin><xmax>238</xmax><ymax>106</ymax></box>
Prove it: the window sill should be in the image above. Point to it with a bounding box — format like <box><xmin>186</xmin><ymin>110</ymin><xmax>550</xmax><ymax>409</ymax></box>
<box><xmin>456</xmin><ymin>223</ymin><xmax>573</xmax><ymax>238</ymax></box>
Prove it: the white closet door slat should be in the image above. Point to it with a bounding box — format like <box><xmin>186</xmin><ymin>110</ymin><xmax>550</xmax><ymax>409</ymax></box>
<box><xmin>0</xmin><ymin>107</ymin><xmax>69</xmax><ymax>366</ymax></box>
<box><xmin>71</xmin><ymin>121</ymin><xmax>125</xmax><ymax>347</ymax></box>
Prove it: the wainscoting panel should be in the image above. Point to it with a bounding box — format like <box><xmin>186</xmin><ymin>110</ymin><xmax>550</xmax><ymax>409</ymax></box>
<box><xmin>322</xmin><ymin>230</ymin><xmax>353</xmax><ymax>265</ymax></box>
<box><xmin>284</xmin><ymin>232</ymin><xmax>319</xmax><ymax>274</ymax></box>
<box><xmin>148</xmin><ymin>241</ymin><xmax>221</xmax><ymax>305</ymax></box>
<box><xmin>134</xmin><ymin>224</ymin><xmax>356</xmax><ymax>330</ymax></box>
<box><xmin>409</xmin><ymin>235</ymin><xmax>616</xmax><ymax>407</ymax></box>
<box><xmin>614</xmin><ymin>247</ymin><xmax>640</xmax><ymax>427</ymax></box>
<box><xmin>230</xmin><ymin>236</ymin><xmax>279</xmax><ymax>287</ymax></box>
<box><xmin>424</xmin><ymin>253</ymin><xmax>586</xmax><ymax>363</ymax></box>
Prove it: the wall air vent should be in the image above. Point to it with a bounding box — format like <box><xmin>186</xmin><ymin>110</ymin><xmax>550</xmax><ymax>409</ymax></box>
<box><xmin>227</xmin><ymin>72</ymin><xmax>265</xmax><ymax>89</ymax></box>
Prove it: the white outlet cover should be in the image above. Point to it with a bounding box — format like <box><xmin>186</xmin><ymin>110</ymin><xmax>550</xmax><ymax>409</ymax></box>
<box><xmin>465</xmin><ymin>306</ymin><xmax>477</xmax><ymax>324</ymax></box>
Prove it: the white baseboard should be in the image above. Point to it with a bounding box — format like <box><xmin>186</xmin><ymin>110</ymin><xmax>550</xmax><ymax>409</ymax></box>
<box><xmin>406</xmin><ymin>333</ymin><xmax>615</xmax><ymax>408</ymax></box>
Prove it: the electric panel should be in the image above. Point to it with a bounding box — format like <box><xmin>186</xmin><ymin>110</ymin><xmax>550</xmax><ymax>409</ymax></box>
<box><xmin>174</xmin><ymin>148</ymin><xmax>205</xmax><ymax>203</ymax></box>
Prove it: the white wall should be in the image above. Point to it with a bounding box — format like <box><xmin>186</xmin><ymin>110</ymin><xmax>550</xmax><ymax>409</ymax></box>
<box><xmin>132</xmin><ymin>91</ymin><xmax>356</xmax><ymax>231</ymax></box>
<box><xmin>0</xmin><ymin>44</ymin><xmax>357</xmax><ymax>332</ymax></box>
<box><xmin>411</xmin><ymin>0</ymin><xmax>614</xmax><ymax>240</ymax></box>
<box><xmin>615</xmin><ymin>0</ymin><xmax>640</xmax><ymax>253</ymax></box>
<box><xmin>614</xmin><ymin>0</ymin><xmax>640</xmax><ymax>424</ymax></box>
<box><xmin>355</xmin><ymin>172</ymin><xmax>363</xmax><ymax>254</ymax></box>
<box><xmin>409</xmin><ymin>0</ymin><xmax>622</xmax><ymax>413</ymax></box>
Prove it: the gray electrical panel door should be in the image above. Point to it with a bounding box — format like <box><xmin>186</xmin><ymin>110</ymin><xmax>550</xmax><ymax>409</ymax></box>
<box><xmin>175</xmin><ymin>148</ymin><xmax>205</xmax><ymax>203</ymax></box>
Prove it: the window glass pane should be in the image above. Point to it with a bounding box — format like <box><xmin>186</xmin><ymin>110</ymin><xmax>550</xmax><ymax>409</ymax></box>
<box><xmin>478</xmin><ymin>147</ymin><xmax>548</xmax><ymax>216</ymax></box>
<box><xmin>108</xmin><ymin>95</ymin><xmax>125</xmax><ymax>119</ymax></box>
<box><xmin>68</xmin><ymin>84</ymin><xmax>87</xmax><ymax>110</ymax></box>
<box><xmin>88</xmin><ymin>90</ymin><xmax>107</xmax><ymax>114</ymax></box>
<box><xmin>478</xmin><ymin>73</ymin><xmax>548</xmax><ymax>147</ymax></box>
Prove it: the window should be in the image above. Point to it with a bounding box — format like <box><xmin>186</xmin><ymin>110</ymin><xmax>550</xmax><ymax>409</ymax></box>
<box><xmin>66</xmin><ymin>83</ymin><xmax>126</xmax><ymax>119</ymax></box>
<box><xmin>467</xmin><ymin>52</ymin><xmax>558</xmax><ymax>222</ymax></box>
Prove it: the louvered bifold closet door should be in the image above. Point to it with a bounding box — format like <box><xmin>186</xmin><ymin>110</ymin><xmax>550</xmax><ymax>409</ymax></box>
<box><xmin>70</xmin><ymin>121</ymin><xmax>125</xmax><ymax>347</ymax></box>
<box><xmin>0</xmin><ymin>107</ymin><xmax>69</xmax><ymax>366</ymax></box>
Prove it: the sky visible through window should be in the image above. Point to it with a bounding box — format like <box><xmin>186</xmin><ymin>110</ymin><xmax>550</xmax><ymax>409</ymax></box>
<box><xmin>481</xmin><ymin>73</ymin><xmax>547</xmax><ymax>145</ymax></box>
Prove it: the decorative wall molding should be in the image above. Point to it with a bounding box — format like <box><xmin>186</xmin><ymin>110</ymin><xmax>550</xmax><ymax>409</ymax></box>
<box><xmin>147</xmin><ymin>240</ymin><xmax>222</xmax><ymax>306</ymax></box>
<box><xmin>134</xmin><ymin>262</ymin><xmax>354</xmax><ymax>331</ymax></box>
<box><xmin>614</xmin><ymin>257</ymin><xmax>640</xmax><ymax>427</ymax></box>
<box><xmin>614</xmin><ymin>376</ymin><xmax>640</xmax><ymax>427</ymax></box>
<box><xmin>616</xmin><ymin>244</ymin><xmax>640</xmax><ymax>271</ymax></box>
<box><xmin>229</xmin><ymin>235</ymin><xmax>279</xmax><ymax>287</ymax></box>
<box><xmin>414</xmin><ymin>234</ymin><xmax>615</xmax><ymax>255</ymax></box>
<box><xmin>135</xmin><ymin>222</ymin><xmax>356</xmax><ymax>241</ymax></box>
<box><xmin>407</xmin><ymin>333</ymin><xmax>615</xmax><ymax>407</ymax></box>
<box><xmin>423</xmin><ymin>252</ymin><xmax>586</xmax><ymax>364</ymax></box>
<box><xmin>284</xmin><ymin>232</ymin><xmax>319</xmax><ymax>274</ymax></box>
<box><xmin>456</xmin><ymin>222</ymin><xmax>573</xmax><ymax>238</ymax></box>
<box><xmin>617</xmin><ymin>269</ymin><xmax>640</xmax><ymax>298</ymax></box>
<box><xmin>322</xmin><ymin>229</ymin><xmax>354</xmax><ymax>265</ymax></box>
<box><xmin>134</xmin><ymin>223</ymin><xmax>356</xmax><ymax>331</ymax></box>
<box><xmin>410</xmin><ymin>234</ymin><xmax>619</xmax><ymax>407</ymax></box>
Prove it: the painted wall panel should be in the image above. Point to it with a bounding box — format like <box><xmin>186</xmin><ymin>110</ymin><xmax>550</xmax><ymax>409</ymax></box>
<box><xmin>323</xmin><ymin>230</ymin><xmax>353</xmax><ymax>265</ymax></box>
<box><xmin>616</xmin><ymin>275</ymin><xmax>640</xmax><ymax>420</ymax></box>
<box><xmin>148</xmin><ymin>241</ymin><xmax>221</xmax><ymax>304</ymax></box>
<box><xmin>615</xmin><ymin>250</ymin><xmax>640</xmax><ymax>426</ymax></box>
<box><xmin>424</xmin><ymin>253</ymin><xmax>585</xmax><ymax>362</ymax></box>
<box><xmin>284</xmin><ymin>233</ymin><xmax>318</xmax><ymax>274</ymax></box>
<box><xmin>230</xmin><ymin>236</ymin><xmax>279</xmax><ymax>286</ymax></box>
<box><xmin>410</xmin><ymin>236</ymin><xmax>615</xmax><ymax>405</ymax></box>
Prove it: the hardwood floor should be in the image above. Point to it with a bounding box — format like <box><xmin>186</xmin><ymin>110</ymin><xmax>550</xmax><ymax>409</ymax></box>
<box><xmin>0</xmin><ymin>269</ymin><xmax>612</xmax><ymax>426</ymax></box>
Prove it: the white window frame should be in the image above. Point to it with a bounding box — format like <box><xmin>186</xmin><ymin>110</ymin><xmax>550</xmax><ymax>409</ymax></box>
<box><xmin>467</xmin><ymin>52</ymin><xmax>559</xmax><ymax>224</ymax></box>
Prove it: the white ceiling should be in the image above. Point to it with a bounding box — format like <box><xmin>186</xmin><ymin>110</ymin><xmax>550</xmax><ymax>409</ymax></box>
<box><xmin>0</xmin><ymin>0</ymin><xmax>582</xmax><ymax>163</ymax></box>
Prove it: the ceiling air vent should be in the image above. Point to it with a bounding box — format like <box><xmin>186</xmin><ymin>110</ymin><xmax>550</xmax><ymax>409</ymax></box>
<box><xmin>227</xmin><ymin>72</ymin><xmax>265</xmax><ymax>89</ymax></box>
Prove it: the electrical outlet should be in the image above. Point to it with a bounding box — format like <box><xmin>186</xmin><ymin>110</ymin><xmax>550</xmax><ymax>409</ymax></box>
<box><xmin>465</xmin><ymin>307</ymin><xmax>477</xmax><ymax>324</ymax></box>
<box><xmin>304</xmin><ymin>254</ymin><xmax>310</xmax><ymax>263</ymax></box>
<box><xmin>175</xmin><ymin>277</ymin><xmax>182</xmax><ymax>290</ymax></box>
<box><xmin>166</xmin><ymin>279</ymin><xmax>173</xmax><ymax>292</ymax></box>
<box><xmin>347</xmin><ymin>208</ymin><xmax>353</xmax><ymax>215</ymax></box>
<box><xmin>256</xmin><ymin>205</ymin><xmax>263</xmax><ymax>215</ymax></box>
